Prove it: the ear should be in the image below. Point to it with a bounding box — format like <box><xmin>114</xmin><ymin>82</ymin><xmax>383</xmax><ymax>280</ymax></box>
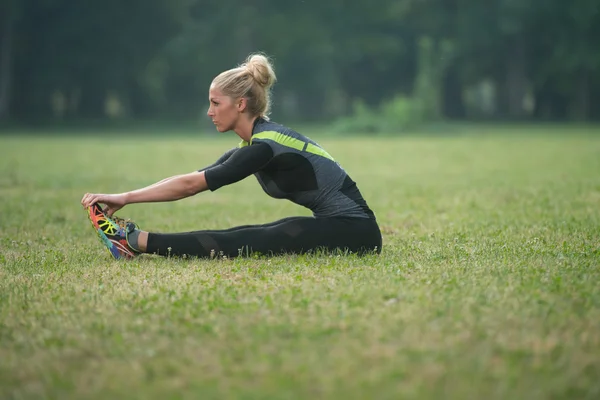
<box><xmin>237</xmin><ymin>97</ymin><xmax>247</xmax><ymax>113</ymax></box>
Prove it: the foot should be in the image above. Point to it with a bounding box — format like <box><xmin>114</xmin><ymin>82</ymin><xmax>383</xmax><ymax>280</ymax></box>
<box><xmin>113</xmin><ymin>215</ymin><xmax>140</xmax><ymax>231</ymax></box>
<box><xmin>86</xmin><ymin>203</ymin><xmax>140</xmax><ymax>260</ymax></box>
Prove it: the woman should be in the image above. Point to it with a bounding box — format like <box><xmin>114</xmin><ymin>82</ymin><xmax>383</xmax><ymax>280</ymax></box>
<box><xmin>81</xmin><ymin>53</ymin><xmax>382</xmax><ymax>260</ymax></box>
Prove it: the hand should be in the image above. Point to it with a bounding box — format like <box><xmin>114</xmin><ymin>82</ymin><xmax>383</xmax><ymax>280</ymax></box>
<box><xmin>81</xmin><ymin>193</ymin><xmax>127</xmax><ymax>217</ymax></box>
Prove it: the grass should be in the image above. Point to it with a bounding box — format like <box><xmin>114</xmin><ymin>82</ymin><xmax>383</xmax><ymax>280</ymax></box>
<box><xmin>1</xmin><ymin>125</ymin><xmax>600</xmax><ymax>399</ymax></box>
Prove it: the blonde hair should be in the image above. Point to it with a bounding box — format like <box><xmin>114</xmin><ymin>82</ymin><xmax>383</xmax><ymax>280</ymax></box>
<box><xmin>212</xmin><ymin>53</ymin><xmax>277</xmax><ymax>120</ymax></box>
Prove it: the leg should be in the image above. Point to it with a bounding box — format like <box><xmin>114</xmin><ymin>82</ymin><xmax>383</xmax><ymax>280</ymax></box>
<box><xmin>188</xmin><ymin>216</ymin><xmax>310</xmax><ymax>234</ymax></box>
<box><xmin>132</xmin><ymin>216</ymin><xmax>309</xmax><ymax>252</ymax></box>
<box><xmin>143</xmin><ymin>217</ymin><xmax>381</xmax><ymax>259</ymax></box>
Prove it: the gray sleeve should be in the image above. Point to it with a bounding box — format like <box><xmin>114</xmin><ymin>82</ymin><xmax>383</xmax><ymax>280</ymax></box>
<box><xmin>204</xmin><ymin>142</ymin><xmax>273</xmax><ymax>191</ymax></box>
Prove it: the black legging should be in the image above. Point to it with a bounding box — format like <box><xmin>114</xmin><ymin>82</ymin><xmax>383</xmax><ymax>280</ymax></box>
<box><xmin>146</xmin><ymin>216</ymin><xmax>382</xmax><ymax>258</ymax></box>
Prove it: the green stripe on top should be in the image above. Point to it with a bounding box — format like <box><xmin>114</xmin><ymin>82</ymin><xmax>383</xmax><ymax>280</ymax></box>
<box><xmin>249</xmin><ymin>130</ymin><xmax>334</xmax><ymax>161</ymax></box>
<box><xmin>306</xmin><ymin>143</ymin><xmax>334</xmax><ymax>161</ymax></box>
<box><xmin>253</xmin><ymin>131</ymin><xmax>305</xmax><ymax>151</ymax></box>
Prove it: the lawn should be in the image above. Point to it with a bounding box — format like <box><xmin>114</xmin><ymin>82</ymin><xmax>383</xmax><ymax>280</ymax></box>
<box><xmin>1</xmin><ymin>125</ymin><xmax>599</xmax><ymax>399</ymax></box>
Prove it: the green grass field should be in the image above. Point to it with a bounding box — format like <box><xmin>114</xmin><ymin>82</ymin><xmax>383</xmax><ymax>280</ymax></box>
<box><xmin>1</xmin><ymin>126</ymin><xmax>600</xmax><ymax>399</ymax></box>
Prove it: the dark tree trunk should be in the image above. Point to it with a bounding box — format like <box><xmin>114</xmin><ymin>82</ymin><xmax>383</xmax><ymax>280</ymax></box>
<box><xmin>571</xmin><ymin>69</ymin><xmax>590</xmax><ymax>121</ymax></box>
<box><xmin>533</xmin><ymin>79</ymin><xmax>569</xmax><ymax>121</ymax></box>
<box><xmin>0</xmin><ymin>10</ymin><xmax>14</xmax><ymax>120</ymax></box>
<box><xmin>590</xmin><ymin>79</ymin><xmax>600</xmax><ymax>121</ymax></box>
<box><xmin>78</xmin><ymin>80</ymin><xmax>106</xmax><ymax>119</ymax></box>
<box><xmin>441</xmin><ymin>63</ymin><xmax>466</xmax><ymax>119</ymax></box>
<box><xmin>505</xmin><ymin>40</ymin><xmax>528</xmax><ymax>119</ymax></box>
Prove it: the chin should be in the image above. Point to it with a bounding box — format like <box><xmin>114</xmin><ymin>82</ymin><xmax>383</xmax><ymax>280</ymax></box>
<box><xmin>217</xmin><ymin>126</ymin><xmax>232</xmax><ymax>133</ymax></box>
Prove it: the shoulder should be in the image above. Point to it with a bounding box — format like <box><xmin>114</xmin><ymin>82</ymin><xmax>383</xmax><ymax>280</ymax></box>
<box><xmin>253</xmin><ymin>118</ymin><xmax>289</xmax><ymax>135</ymax></box>
<box><xmin>253</xmin><ymin>119</ymin><xmax>307</xmax><ymax>142</ymax></box>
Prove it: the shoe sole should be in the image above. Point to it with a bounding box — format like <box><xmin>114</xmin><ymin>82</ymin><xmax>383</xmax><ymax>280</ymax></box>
<box><xmin>87</xmin><ymin>205</ymin><xmax>134</xmax><ymax>260</ymax></box>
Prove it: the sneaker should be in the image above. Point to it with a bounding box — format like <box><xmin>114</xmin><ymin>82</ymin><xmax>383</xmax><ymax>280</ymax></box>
<box><xmin>86</xmin><ymin>203</ymin><xmax>139</xmax><ymax>260</ymax></box>
<box><xmin>113</xmin><ymin>215</ymin><xmax>140</xmax><ymax>231</ymax></box>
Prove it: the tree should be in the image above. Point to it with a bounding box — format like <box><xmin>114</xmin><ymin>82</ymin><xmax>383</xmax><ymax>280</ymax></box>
<box><xmin>0</xmin><ymin>0</ymin><xmax>21</xmax><ymax>120</ymax></box>
<box><xmin>2</xmin><ymin>0</ymin><xmax>598</xmax><ymax>123</ymax></box>
<box><xmin>531</xmin><ymin>0</ymin><xmax>600</xmax><ymax>120</ymax></box>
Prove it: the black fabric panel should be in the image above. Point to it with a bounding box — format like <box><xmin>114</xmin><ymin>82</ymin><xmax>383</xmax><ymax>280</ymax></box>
<box><xmin>260</xmin><ymin>153</ymin><xmax>319</xmax><ymax>193</ymax></box>
<box><xmin>146</xmin><ymin>216</ymin><xmax>382</xmax><ymax>259</ymax></box>
<box><xmin>339</xmin><ymin>175</ymin><xmax>376</xmax><ymax>219</ymax></box>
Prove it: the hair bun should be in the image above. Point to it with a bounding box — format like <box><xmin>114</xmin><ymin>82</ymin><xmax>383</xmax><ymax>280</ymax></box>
<box><xmin>245</xmin><ymin>53</ymin><xmax>277</xmax><ymax>89</ymax></box>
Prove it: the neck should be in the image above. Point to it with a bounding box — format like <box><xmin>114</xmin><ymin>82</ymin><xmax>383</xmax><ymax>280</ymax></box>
<box><xmin>234</xmin><ymin>115</ymin><xmax>259</xmax><ymax>142</ymax></box>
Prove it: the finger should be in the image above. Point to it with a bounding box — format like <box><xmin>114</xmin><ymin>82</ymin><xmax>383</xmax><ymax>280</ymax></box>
<box><xmin>81</xmin><ymin>193</ymin><xmax>90</xmax><ymax>207</ymax></box>
<box><xmin>85</xmin><ymin>195</ymin><xmax>98</xmax><ymax>208</ymax></box>
<box><xmin>86</xmin><ymin>194</ymin><xmax>96</xmax><ymax>207</ymax></box>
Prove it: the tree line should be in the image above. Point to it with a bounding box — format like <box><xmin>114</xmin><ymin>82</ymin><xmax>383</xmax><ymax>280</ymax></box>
<box><xmin>1</xmin><ymin>0</ymin><xmax>598</xmax><ymax>124</ymax></box>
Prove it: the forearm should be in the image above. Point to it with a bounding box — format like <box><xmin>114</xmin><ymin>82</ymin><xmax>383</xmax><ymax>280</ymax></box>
<box><xmin>124</xmin><ymin>173</ymin><xmax>207</xmax><ymax>204</ymax></box>
<box><xmin>146</xmin><ymin>175</ymin><xmax>181</xmax><ymax>189</ymax></box>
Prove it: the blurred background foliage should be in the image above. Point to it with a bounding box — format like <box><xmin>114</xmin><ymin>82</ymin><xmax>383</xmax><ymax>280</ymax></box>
<box><xmin>0</xmin><ymin>0</ymin><xmax>599</xmax><ymax>132</ymax></box>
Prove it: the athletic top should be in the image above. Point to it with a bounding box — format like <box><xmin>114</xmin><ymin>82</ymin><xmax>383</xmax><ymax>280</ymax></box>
<box><xmin>201</xmin><ymin>118</ymin><xmax>375</xmax><ymax>219</ymax></box>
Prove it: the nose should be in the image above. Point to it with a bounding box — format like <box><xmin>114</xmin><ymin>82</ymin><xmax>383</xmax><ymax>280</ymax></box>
<box><xmin>207</xmin><ymin>107</ymin><xmax>213</xmax><ymax>117</ymax></box>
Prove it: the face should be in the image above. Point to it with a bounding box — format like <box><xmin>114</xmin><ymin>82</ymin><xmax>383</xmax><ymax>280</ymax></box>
<box><xmin>207</xmin><ymin>85</ymin><xmax>244</xmax><ymax>132</ymax></box>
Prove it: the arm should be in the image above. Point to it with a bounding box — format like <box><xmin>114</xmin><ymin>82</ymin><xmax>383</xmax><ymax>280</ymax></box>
<box><xmin>144</xmin><ymin>174</ymin><xmax>183</xmax><ymax>190</ymax></box>
<box><xmin>124</xmin><ymin>143</ymin><xmax>271</xmax><ymax>203</ymax></box>
<box><xmin>126</xmin><ymin>147</ymin><xmax>238</xmax><ymax>200</ymax></box>
<box><xmin>81</xmin><ymin>144</ymin><xmax>270</xmax><ymax>215</ymax></box>
<box><xmin>198</xmin><ymin>147</ymin><xmax>238</xmax><ymax>172</ymax></box>
<box><xmin>204</xmin><ymin>142</ymin><xmax>273</xmax><ymax>191</ymax></box>
<box><xmin>124</xmin><ymin>171</ymin><xmax>208</xmax><ymax>204</ymax></box>
<box><xmin>81</xmin><ymin>171</ymin><xmax>208</xmax><ymax>215</ymax></box>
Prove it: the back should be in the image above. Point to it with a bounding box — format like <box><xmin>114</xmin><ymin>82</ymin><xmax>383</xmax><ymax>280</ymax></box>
<box><xmin>247</xmin><ymin>119</ymin><xmax>375</xmax><ymax>219</ymax></box>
